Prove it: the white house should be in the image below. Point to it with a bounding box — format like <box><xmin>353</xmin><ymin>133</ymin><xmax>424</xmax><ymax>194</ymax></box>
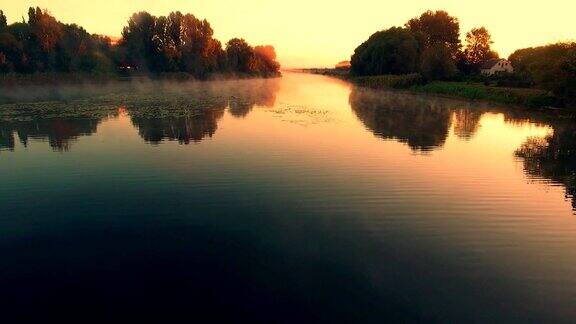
<box><xmin>481</xmin><ymin>59</ymin><xmax>514</xmax><ymax>76</ymax></box>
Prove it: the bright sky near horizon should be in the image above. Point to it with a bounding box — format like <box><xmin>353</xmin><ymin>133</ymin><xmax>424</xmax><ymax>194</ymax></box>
<box><xmin>3</xmin><ymin>0</ymin><xmax>575</xmax><ymax>68</ymax></box>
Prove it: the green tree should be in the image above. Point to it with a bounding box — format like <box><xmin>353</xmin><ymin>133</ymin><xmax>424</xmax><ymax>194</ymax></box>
<box><xmin>121</xmin><ymin>11</ymin><xmax>157</xmax><ymax>71</ymax></box>
<box><xmin>421</xmin><ymin>43</ymin><xmax>458</xmax><ymax>80</ymax></box>
<box><xmin>226</xmin><ymin>38</ymin><xmax>254</xmax><ymax>74</ymax></box>
<box><xmin>509</xmin><ymin>43</ymin><xmax>576</xmax><ymax>98</ymax></box>
<box><xmin>406</xmin><ymin>10</ymin><xmax>461</xmax><ymax>58</ymax></box>
<box><xmin>351</xmin><ymin>27</ymin><xmax>421</xmax><ymax>76</ymax></box>
<box><xmin>0</xmin><ymin>10</ymin><xmax>7</xmax><ymax>30</ymax></box>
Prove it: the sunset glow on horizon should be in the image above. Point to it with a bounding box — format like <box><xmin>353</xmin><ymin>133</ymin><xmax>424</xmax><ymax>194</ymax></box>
<box><xmin>3</xmin><ymin>0</ymin><xmax>575</xmax><ymax>68</ymax></box>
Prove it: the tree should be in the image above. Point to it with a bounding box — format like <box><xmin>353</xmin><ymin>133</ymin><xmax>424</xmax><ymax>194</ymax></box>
<box><xmin>0</xmin><ymin>8</ymin><xmax>279</xmax><ymax>77</ymax></box>
<box><xmin>421</xmin><ymin>43</ymin><xmax>458</xmax><ymax>80</ymax></box>
<box><xmin>4</xmin><ymin>23</ymin><xmax>30</xmax><ymax>72</ymax></box>
<box><xmin>406</xmin><ymin>10</ymin><xmax>461</xmax><ymax>58</ymax></box>
<box><xmin>226</xmin><ymin>38</ymin><xmax>254</xmax><ymax>74</ymax></box>
<box><xmin>463</xmin><ymin>27</ymin><xmax>498</xmax><ymax>71</ymax></box>
<box><xmin>509</xmin><ymin>43</ymin><xmax>576</xmax><ymax>98</ymax></box>
<box><xmin>0</xmin><ymin>32</ymin><xmax>21</xmax><ymax>72</ymax></box>
<box><xmin>28</xmin><ymin>7</ymin><xmax>62</xmax><ymax>52</ymax></box>
<box><xmin>121</xmin><ymin>11</ymin><xmax>157</xmax><ymax>71</ymax></box>
<box><xmin>184</xmin><ymin>17</ymin><xmax>220</xmax><ymax>76</ymax></box>
<box><xmin>253</xmin><ymin>45</ymin><xmax>280</xmax><ymax>76</ymax></box>
<box><xmin>0</xmin><ymin>10</ymin><xmax>7</xmax><ymax>30</ymax></box>
<box><xmin>351</xmin><ymin>27</ymin><xmax>421</xmax><ymax>76</ymax></box>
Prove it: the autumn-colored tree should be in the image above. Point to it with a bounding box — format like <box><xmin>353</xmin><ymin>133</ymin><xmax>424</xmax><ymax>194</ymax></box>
<box><xmin>253</xmin><ymin>45</ymin><xmax>281</xmax><ymax>76</ymax></box>
<box><xmin>464</xmin><ymin>27</ymin><xmax>498</xmax><ymax>67</ymax></box>
<box><xmin>0</xmin><ymin>8</ymin><xmax>279</xmax><ymax>77</ymax></box>
<box><xmin>28</xmin><ymin>7</ymin><xmax>62</xmax><ymax>51</ymax></box>
<box><xmin>180</xmin><ymin>15</ymin><xmax>220</xmax><ymax>76</ymax></box>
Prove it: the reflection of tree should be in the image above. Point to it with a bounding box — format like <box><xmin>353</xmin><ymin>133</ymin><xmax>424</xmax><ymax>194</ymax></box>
<box><xmin>0</xmin><ymin>118</ymin><xmax>103</xmax><ymax>151</ymax></box>
<box><xmin>130</xmin><ymin>107</ymin><xmax>226</xmax><ymax>144</ymax></box>
<box><xmin>0</xmin><ymin>125</ymin><xmax>16</xmax><ymax>151</ymax></box>
<box><xmin>128</xmin><ymin>78</ymin><xmax>279</xmax><ymax>143</ymax></box>
<box><xmin>228</xmin><ymin>101</ymin><xmax>253</xmax><ymax>118</ymax></box>
<box><xmin>516</xmin><ymin>123</ymin><xmax>576</xmax><ymax>211</ymax></box>
<box><xmin>227</xmin><ymin>78</ymin><xmax>279</xmax><ymax>118</ymax></box>
<box><xmin>452</xmin><ymin>109</ymin><xmax>482</xmax><ymax>140</ymax></box>
<box><xmin>349</xmin><ymin>88</ymin><xmax>452</xmax><ymax>152</ymax></box>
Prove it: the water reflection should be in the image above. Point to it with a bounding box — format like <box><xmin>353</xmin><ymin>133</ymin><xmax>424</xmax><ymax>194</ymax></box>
<box><xmin>3</xmin><ymin>73</ymin><xmax>576</xmax><ymax>321</ymax></box>
<box><xmin>452</xmin><ymin>109</ymin><xmax>483</xmax><ymax>140</ymax></box>
<box><xmin>0</xmin><ymin>78</ymin><xmax>280</xmax><ymax>149</ymax></box>
<box><xmin>126</xmin><ymin>78</ymin><xmax>279</xmax><ymax>143</ymax></box>
<box><xmin>0</xmin><ymin>102</ymin><xmax>118</xmax><ymax>151</ymax></box>
<box><xmin>516</xmin><ymin>121</ymin><xmax>576</xmax><ymax>211</ymax></box>
<box><xmin>349</xmin><ymin>85</ymin><xmax>576</xmax><ymax>211</ymax></box>
<box><xmin>0</xmin><ymin>119</ymin><xmax>101</xmax><ymax>152</ymax></box>
<box><xmin>349</xmin><ymin>88</ymin><xmax>454</xmax><ymax>152</ymax></box>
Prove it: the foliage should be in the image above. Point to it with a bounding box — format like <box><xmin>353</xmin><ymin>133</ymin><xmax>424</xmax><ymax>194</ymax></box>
<box><xmin>461</xmin><ymin>27</ymin><xmax>499</xmax><ymax>74</ymax></box>
<box><xmin>405</xmin><ymin>10</ymin><xmax>461</xmax><ymax>59</ymax></box>
<box><xmin>349</xmin><ymin>9</ymin><xmax>574</xmax><ymax>106</ymax></box>
<box><xmin>509</xmin><ymin>43</ymin><xmax>576</xmax><ymax>99</ymax></box>
<box><xmin>0</xmin><ymin>10</ymin><xmax>6</xmax><ymax>30</ymax></box>
<box><xmin>352</xmin><ymin>11</ymin><xmax>461</xmax><ymax>81</ymax></box>
<box><xmin>351</xmin><ymin>27</ymin><xmax>421</xmax><ymax>76</ymax></box>
<box><xmin>420</xmin><ymin>43</ymin><xmax>458</xmax><ymax>80</ymax></box>
<box><xmin>0</xmin><ymin>7</ymin><xmax>280</xmax><ymax>78</ymax></box>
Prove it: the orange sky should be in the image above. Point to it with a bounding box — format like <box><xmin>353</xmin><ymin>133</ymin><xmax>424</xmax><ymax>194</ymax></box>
<box><xmin>3</xmin><ymin>0</ymin><xmax>575</xmax><ymax>68</ymax></box>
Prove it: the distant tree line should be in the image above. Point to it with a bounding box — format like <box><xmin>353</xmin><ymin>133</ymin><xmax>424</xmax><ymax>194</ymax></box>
<box><xmin>351</xmin><ymin>10</ymin><xmax>575</xmax><ymax>100</ymax></box>
<box><xmin>0</xmin><ymin>8</ymin><xmax>280</xmax><ymax>78</ymax></box>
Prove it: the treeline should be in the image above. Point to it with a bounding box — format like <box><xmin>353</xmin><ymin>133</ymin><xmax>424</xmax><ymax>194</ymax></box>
<box><xmin>509</xmin><ymin>43</ymin><xmax>576</xmax><ymax>99</ymax></box>
<box><xmin>0</xmin><ymin>8</ymin><xmax>280</xmax><ymax>78</ymax></box>
<box><xmin>351</xmin><ymin>10</ymin><xmax>575</xmax><ymax>101</ymax></box>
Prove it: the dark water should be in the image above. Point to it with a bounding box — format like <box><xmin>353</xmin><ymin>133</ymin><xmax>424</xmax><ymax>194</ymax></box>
<box><xmin>1</xmin><ymin>72</ymin><xmax>576</xmax><ymax>322</ymax></box>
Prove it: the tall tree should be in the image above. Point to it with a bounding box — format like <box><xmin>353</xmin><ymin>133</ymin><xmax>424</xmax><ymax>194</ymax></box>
<box><xmin>464</xmin><ymin>27</ymin><xmax>498</xmax><ymax>67</ymax></box>
<box><xmin>406</xmin><ymin>10</ymin><xmax>461</xmax><ymax>58</ymax></box>
<box><xmin>0</xmin><ymin>10</ymin><xmax>7</xmax><ymax>30</ymax></box>
<box><xmin>421</xmin><ymin>43</ymin><xmax>458</xmax><ymax>80</ymax></box>
<box><xmin>121</xmin><ymin>11</ymin><xmax>157</xmax><ymax>71</ymax></box>
<box><xmin>28</xmin><ymin>7</ymin><xmax>62</xmax><ymax>52</ymax></box>
<box><xmin>351</xmin><ymin>27</ymin><xmax>421</xmax><ymax>76</ymax></box>
<box><xmin>226</xmin><ymin>38</ymin><xmax>254</xmax><ymax>74</ymax></box>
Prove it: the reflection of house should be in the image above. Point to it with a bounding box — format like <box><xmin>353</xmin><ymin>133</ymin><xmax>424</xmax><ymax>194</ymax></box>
<box><xmin>335</xmin><ymin>61</ymin><xmax>351</xmax><ymax>70</ymax></box>
<box><xmin>481</xmin><ymin>59</ymin><xmax>513</xmax><ymax>75</ymax></box>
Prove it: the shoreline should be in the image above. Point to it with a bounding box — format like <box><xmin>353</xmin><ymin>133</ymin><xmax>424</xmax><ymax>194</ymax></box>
<box><xmin>302</xmin><ymin>69</ymin><xmax>574</xmax><ymax>111</ymax></box>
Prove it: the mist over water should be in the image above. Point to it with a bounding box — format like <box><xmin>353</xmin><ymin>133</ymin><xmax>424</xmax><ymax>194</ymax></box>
<box><xmin>1</xmin><ymin>72</ymin><xmax>576</xmax><ymax>322</ymax></box>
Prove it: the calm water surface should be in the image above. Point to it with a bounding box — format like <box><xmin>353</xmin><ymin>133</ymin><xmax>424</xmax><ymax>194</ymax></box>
<box><xmin>1</xmin><ymin>72</ymin><xmax>576</xmax><ymax>322</ymax></box>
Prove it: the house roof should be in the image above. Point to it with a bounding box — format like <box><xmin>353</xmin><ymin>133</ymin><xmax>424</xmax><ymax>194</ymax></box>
<box><xmin>481</xmin><ymin>59</ymin><xmax>507</xmax><ymax>70</ymax></box>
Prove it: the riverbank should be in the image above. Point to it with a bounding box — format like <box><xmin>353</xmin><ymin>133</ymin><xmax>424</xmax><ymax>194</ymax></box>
<box><xmin>305</xmin><ymin>69</ymin><xmax>571</xmax><ymax>109</ymax></box>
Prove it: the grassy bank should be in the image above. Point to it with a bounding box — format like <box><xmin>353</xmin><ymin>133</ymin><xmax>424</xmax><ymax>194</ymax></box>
<box><xmin>346</xmin><ymin>74</ymin><xmax>563</xmax><ymax>108</ymax></box>
<box><xmin>411</xmin><ymin>82</ymin><xmax>558</xmax><ymax>108</ymax></box>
